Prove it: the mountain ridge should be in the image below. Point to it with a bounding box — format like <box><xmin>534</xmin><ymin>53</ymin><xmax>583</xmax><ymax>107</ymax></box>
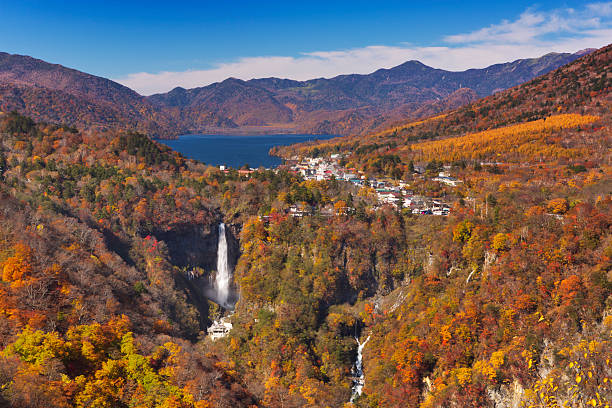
<box><xmin>0</xmin><ymin>43</ymin><xmax>609</xmax><ymax>408</ymax></box>
<box><xmin>0</xmin><ymin>49</ymin><xmax>591</xmax><ymax>137</ymax></box>
<box><xmin>273</xmin><ymin>43</ymin><xmax>611</xmax><ymax>169</ymax></box>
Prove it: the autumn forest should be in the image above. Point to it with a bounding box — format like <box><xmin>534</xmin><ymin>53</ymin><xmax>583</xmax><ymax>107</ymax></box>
<box><xmin>0</xmin><ymin>31</ymin><xmax>610</xmax><ymax>408</ymax></box>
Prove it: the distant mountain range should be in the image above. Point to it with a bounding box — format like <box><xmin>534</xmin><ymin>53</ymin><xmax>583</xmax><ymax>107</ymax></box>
<box><xmin>0</xmin><ymin>49</ymin><xmax>593</xmax><ymax>137</ymax></box>
<box><xmin>274</xmin><ymin>44</ymin><xmax>610</xmax><ymax>165</ymax></box>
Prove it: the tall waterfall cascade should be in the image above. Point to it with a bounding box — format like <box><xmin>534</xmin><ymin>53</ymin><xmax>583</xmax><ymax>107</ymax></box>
<box><xmin>350</xmin><ymin>335</ymin><xmax>371</xmax><ymax>402</ymax></box>
<box><xmin>207</xmin><ymin>222</ymin><xmax>235</xmax><ymax>340</ymax></box>
<box><xmin>215</xmin><ymin>222</ymin><xmax>231</xmax><ymax>308</ymax></box>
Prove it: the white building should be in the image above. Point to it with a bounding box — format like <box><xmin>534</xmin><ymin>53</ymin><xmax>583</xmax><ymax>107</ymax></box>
<box><xmin>433</xmin><ymin>172</ymin><xmax>462</xmax><ymax>186</ymax></box>
<box><xmin>207</xmin><ymin>316</ymin><xmax>233</xmax><ymax>341</ymax></box>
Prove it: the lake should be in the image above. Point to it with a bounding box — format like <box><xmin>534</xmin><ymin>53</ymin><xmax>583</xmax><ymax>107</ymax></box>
<box><xmin>158</xmin><ymin>134</ymin><xmax>337</xmax><ymax>169</ymax></box>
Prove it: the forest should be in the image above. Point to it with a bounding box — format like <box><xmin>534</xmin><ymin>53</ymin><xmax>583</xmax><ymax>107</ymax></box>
<box><xmin>0</xmin><ymin>45</ymin><xmax>609</xmax><ymax>407</ymax></box>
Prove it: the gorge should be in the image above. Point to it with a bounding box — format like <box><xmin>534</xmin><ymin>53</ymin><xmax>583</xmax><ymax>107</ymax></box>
<box><xmin>0</xmin><ymin>21</ymin><xmax>608</xmax><ymax>406</ymax></box>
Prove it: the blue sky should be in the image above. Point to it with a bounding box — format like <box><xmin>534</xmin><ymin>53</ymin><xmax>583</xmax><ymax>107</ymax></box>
<box><xmin>1</xmin><ymin>1</ymin><xmax>610</xmax><ymax>94</ymax></box>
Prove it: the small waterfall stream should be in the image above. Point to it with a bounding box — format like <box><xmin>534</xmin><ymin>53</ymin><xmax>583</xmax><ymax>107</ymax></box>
<box><xmin>215</xmin><ymin>223</ymin><xmax>231</xmax><ymax>308</ymax></box>
<box><xmin>350</xmin><ymin>335</ymin><xmax>371</xmax><ymax>402</ymax></box>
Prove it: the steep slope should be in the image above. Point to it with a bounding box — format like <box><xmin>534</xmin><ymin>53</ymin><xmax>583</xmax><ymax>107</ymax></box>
<box><xmin>0</xmin><ymin>52</ymin><xmax>180</xmax><ymax>137</ymax></box>
<box><xmin>0</xmin><ymin>113</ymin><xmax>263</xmax><ymax>406</ymax></box>
<box><xmin>0</xmin><ymin>44</ymin><xmax>609</xmax><ymax>408</ymax></box>
<box><xmin>0</xmin><ymin>52</ymin><xmax>144</xmax><ymax>106</ymax></box>
<box><xmin>274</xmin><ymin>43</ymin><xmax>611</xmax><ymax>167</ymax></box>
<box><xmin>0</xmin><ymin>83</ymin><xmax>164</xmax><ymax>135</ymax></box>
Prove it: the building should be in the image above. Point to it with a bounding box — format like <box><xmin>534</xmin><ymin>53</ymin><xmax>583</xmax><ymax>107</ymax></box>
<box><xmin>238</xmin><ymin>169</ymin><xmax>254</xmax><ymax>175</ymax></box>
<box><xmin>289</xmin><ymin>203</ymin><xmax>313</xmax><ymax>217</ymax></box>
<box><xmin>433</xmin><ymin>172</ymin><xmax>463</xmax><ymax>186</ymax></box>
<box><xmin>207</xmin><ymin>316</ymin><xmax>233</xmax><ymax>341</ymax></box>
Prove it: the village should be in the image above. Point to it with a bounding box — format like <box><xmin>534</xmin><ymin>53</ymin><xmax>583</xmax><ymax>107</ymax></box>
<box><xmin>217</xmin><ymin>152</ymin><xmax>464</xmax><ymax>218</ymax></box>
<box><xmin>283</xmin><ymin>154</ymin><xmax>462</xmax><ymax>216</ymax></box>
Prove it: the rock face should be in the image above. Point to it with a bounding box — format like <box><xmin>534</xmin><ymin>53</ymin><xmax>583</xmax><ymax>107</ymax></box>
<box><xmin>155</xmin><ymin>222</ymin><xmax>240</xmax><ymax>279</ymax></box>
<box><xmin>224</xmin><ymin>223</ymin><xmax>241</xmax><ymax>274</ymax></box>
<box><xmin>155</xmin><ymin>223</ymin><xmax>220</xmax><ymax>271</ymax></box>
<box><xmin>487</xmin><ymin>380</ymin><xmax>525</xmax><ymax>408</ymax></box>
<box><xmin>155</xmin><ymin>221</ymin><xmax>240</xmax><ymax>318</ymax></box>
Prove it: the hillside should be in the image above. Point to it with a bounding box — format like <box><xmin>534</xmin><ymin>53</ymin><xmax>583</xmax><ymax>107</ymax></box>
<box><xmin>266</xmin><ymin>43</ymin><xmax>612</xmax><ymax>407</ymax></box>
<box><xmin>0</xmin><ymin>50</ymin><xmax>587</xmax><ymax>138</ymax></box>
<box><xmin>148</xmin><ymin>78</ymin><xmax>294</xmax><ymax>132</ymax></box>
<box><xmin>0</xmin><ymin>43</ymin><xmax>609</xmax><ymax>408</ymax></box>
<box><xmin>274</xmin><ymin>44</ymin><xmax>610</xmax><ymax>170</ymax></box>
<box><xmin>0</xmin><ymin>52</ymin><xmax>179</xmax><ymax>137</ymax></box>
<box><xmin>0</xmin><ymin>52</ymin><xmax>144</xmax><ymax>106</ymax></box>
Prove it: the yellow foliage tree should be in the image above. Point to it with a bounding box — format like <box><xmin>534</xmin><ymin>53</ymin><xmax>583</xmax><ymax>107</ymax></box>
<box><xmin>547</xmin><ymin>198</ymin><xmax>569</xmax><ymax>214</ymax></box>
<box><xmin>491</xmin><ymin>233</ymin><xmax>511</xmax><ymax>251</ymax></box>
<box><xmin>2</xmin><ymin>243</ymin><xmax>32</xmax><ymax>285</ymax></box>
<box><xmin>409</xmin><ymin>114</ymin><xmax>599</xmax><ymax>163</ymax></box>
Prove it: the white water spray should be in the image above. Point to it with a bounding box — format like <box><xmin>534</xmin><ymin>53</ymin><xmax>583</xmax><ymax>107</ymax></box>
<box><xmin>216</xmin><ymin>223</ymin><xmax>231</xmax><ymax>307</ymax></box>
<box><xmin>350</xmin><ymin>335</ymin><xmax>370</xmax><ymax>402</ymax></box>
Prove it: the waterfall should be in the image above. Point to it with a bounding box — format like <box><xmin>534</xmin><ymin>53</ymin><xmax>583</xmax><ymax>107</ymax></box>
<box><xmin>350</xmin><ymin>335</ymin><xmax>371</xmax><ymax>402</ymax></box>
<box><xmin>465</xmin><ymin>267</ymin><xmax>476</xmax><ymax>284</ymax></box>
<box><xmin>216</xmin><ymin>223</ymin><xmax>231</xmax><ymax>308</ymax></box>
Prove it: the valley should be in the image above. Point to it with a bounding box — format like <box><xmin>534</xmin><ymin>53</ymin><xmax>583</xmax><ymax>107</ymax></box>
<box><xmin>0</xmin><ymin>17</ymin><xmax>609</xmax><ymax>408</ymax></box>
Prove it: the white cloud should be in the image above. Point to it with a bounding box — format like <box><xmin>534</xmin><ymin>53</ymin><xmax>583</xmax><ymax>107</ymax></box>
<box><xmin>444</xmin><ymin>6</ymin><xmax>605</xmax><ymax>44</ymax></box>
<box><xmin>115</xmin><ymin>2</ymin><xmax>612</xmax><ymax>95</ymax></box>
<box><xmin>587</xmin><ymin>2</ymin><xmax>612</xmax><ymax>16</ymax></box>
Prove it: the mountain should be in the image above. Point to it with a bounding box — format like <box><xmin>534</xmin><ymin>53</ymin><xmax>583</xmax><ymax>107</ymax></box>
<box><xmin>253</xmin><ymin>52</ymin><xmax>582</xmax><ymax>108</ymax></box>
<box><xmin>148</xmin><ymin>51</ymin><xmax>587</xmax><ymax>135</ymax></box>
<box><xmin>0</xmin><ymin>44</ymin><xmax>609</xmax><ymax>408</ymax></box>
<box><xmin>274</xmin><ymin>43</ymin><xmax>611</xmax><ymax>173</ymax></box>
<box><xmin>0</xmin><ymin>52</ymin><xmax>143</xmax><ymax>105</ymax></box>
<box><xmin>268</xmin><ymin>43</ymin><xmax>611</xmax><ymax>407</ymax></box>
<box><xmin>147</xmin><ymin>78</ymin><xmax>294</xmax><ymax>131</ymax></box>
<box><xmin>0</xmin><ymin>50</ymin><xmax>589</xmax><ymax>138</ymax></box>
<box><xmin>0</xmin><ymin>52</ymin><xmax>177</xmax><ymax>137</ymax></box>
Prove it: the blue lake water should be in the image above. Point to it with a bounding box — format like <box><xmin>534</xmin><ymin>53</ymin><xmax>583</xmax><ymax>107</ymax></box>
<box><xmin>158</xmin><ymin>134</ymin><xmax>337</xmax><ymax>168</ymax></box>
